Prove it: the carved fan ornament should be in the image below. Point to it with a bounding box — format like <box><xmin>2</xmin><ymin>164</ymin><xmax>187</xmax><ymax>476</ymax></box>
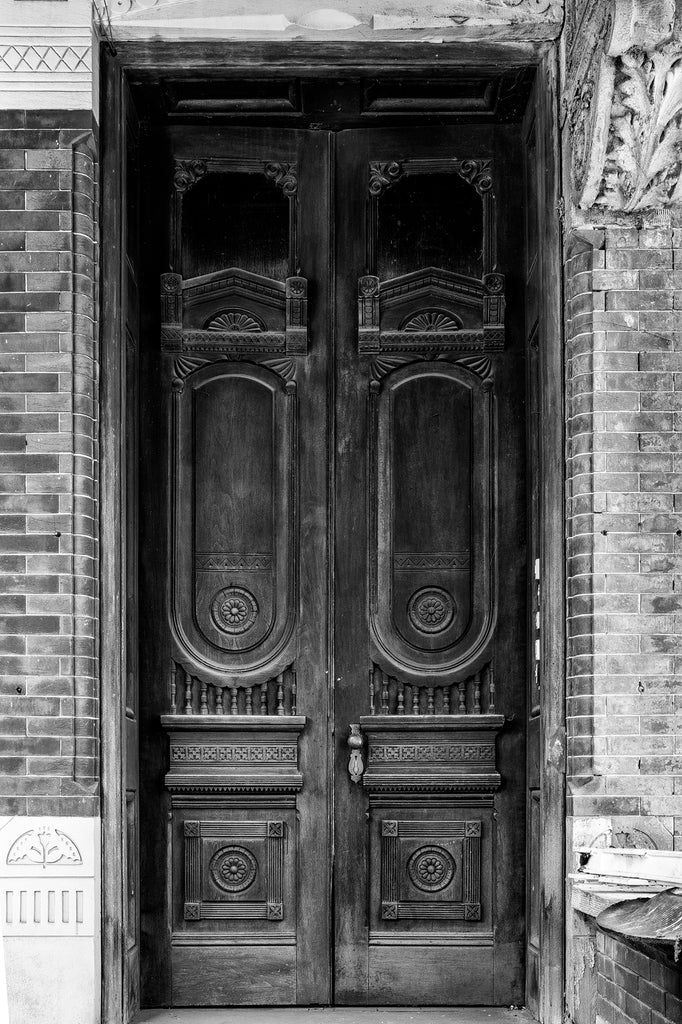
<box><xmin>205</xmin><ymin>311</ymin><xmax>264</xmax><ymax>333</ymax></box>
<box><xmin>401</xmin><ymin>311</ymin><xmax>462</xmax><ymax>332</ymax></box>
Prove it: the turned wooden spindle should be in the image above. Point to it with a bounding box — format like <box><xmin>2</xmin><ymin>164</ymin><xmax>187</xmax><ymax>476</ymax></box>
<box><xmin>381</xmin><ymin>672</ymin><xmax>389</xmax><ymax>714</ymax></box>
<box><xmin>169</xmin><ymin>662</ymin><xmax>177</xmax><ymax>715</ymax></box>
<box><xmin>184</xmin><ymin>670</ymin><xmax>193</xmax><ymax>715</ymax></box>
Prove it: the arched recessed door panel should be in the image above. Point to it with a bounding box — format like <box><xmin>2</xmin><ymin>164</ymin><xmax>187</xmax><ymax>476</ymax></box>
<box><xmin>370</xmin><ymin>361</ymin><xmax>495</xmax><ymax>683</ymax></box>
<box><xmin>171</xmin><ymin>361</ymin><xmax>297</xmax><ymax>684</ymax></box>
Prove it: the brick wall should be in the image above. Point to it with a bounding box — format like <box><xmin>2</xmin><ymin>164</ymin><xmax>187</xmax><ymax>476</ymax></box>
<box><xmin>565</xmin><ymin>223</ymin><xmax>682</xmax><ymax>851</ymax></box>
<box><xmin>0</xmin><ymin>111</ymin><xmax>99</xmax><ymax>816</ymax></box>
<box><xmin>596</xmin><ymin>931</ymin><xmax>681</xmax><ymax>1024</ymax></box>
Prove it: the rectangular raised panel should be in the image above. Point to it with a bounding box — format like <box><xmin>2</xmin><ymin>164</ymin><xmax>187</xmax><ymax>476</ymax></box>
<box><xmin>171</xmin><ymin>805</ymin><xmax>296</xmax><ymax>937</ymax></box>
<box><xmin>172</xmin><ymin>945</ymin><xmax>296</xmax><ymax>1006</ymax></box>
<box><xmin>368</xmin><ymin>945</ymin><xmax>494</xmax><ymax>1005</ymax></box>
<box><xmin>183</xmin><ymin>819</ymin><xmax>285</xmax><ymax>921</ymax></box>
<box><xmin>380</xmin><ymin>818</ymin><xmax>481</xmax><ymax>921</ymax></box>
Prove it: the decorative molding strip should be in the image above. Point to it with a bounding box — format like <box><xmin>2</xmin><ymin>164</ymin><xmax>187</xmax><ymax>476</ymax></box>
<box><xmin>170</xmin><ymin>743</ymin><xmax>298</xmax><ymax>763</ymax></box>
<box><xmin>371</xmin><ymin>743</ymin><xmax>495</xmax><ymax>763</ymax></box>
<box><xmin>195</xmin><ymin>552</ymin><xmax>273</xmax><ymax>571</ymax></box>
<box><xmin>394</xmin><ymin>552</ymin><xmax>471</xmax><ymax>570</ymax></box>
<box><xmin>0</xmin><ymin>45</ymin><xmax>91</xmax><ymax>73</ymax></box>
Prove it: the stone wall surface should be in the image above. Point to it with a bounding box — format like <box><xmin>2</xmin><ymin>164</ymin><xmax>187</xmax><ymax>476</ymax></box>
<box><xmin>0</xmin><ymin>112</ymin><xmax>99</xmax><ymax>819</ymax></box>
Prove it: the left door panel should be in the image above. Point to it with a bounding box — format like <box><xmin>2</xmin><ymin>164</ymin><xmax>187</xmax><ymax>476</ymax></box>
<box><xmin>137</xmin><ymin>127</ymin><xmax>332</xmax><ymax>1006</ymax></box>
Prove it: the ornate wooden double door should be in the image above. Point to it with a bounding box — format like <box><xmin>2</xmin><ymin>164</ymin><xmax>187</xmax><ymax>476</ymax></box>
<box><xmin>138</xmin><ymin>123</ymin><xmax>526</xmax><ymax>1007</ymax></box>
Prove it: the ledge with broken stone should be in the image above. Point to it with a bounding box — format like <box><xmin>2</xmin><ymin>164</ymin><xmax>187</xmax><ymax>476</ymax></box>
<box><xmin>572</xmin><ymin>847</ymin><xmax>682</xmax><ymax>968</ymax></box>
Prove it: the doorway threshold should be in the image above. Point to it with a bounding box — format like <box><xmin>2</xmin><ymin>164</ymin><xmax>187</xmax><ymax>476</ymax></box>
<box><xmin>136</xmin><ymin>1008</ymin><xmax>536</xmax><ymax>1024</ymax></box>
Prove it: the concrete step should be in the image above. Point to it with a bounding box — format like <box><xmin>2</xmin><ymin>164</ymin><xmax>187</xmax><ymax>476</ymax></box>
<box><xmin>137</xmin><ymin>1008</ymin><xmax>536</xmax><ymax>1024</ymax></box>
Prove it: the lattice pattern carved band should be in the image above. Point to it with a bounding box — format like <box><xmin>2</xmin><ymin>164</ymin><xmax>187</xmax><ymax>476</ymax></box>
<box><xmin>171</xmin><ymin>745</ymin><xmax>297</xmax><ymax>764</ymax></box>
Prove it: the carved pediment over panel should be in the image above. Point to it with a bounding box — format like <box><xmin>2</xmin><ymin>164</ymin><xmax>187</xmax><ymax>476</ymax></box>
<box><xmin>358</xmin><ymin>269</ymin><xmax>505</xmax><ymax>353</ymax></box>
<box><xmin>565</xmin><ymin>0</ymin><xmax>682</xmax><ymax>213</ymax></box>
<box><xmin>161</xmin><ymin>270</ymin><xmax>307</xmax><ymax>354</ymax></box>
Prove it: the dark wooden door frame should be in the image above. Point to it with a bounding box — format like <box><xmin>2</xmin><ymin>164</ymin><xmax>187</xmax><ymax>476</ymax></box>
<box><xmin>99</xmin><ymin>42</ymin><xmax>565</xmax><ymax>1024</ymax></box>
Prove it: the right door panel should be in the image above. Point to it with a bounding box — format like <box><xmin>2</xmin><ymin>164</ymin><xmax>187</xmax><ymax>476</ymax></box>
<box><xmin>333</xmin><ymin>126</ymin><xmax>527</xmax><ymax>1006</ymax></box>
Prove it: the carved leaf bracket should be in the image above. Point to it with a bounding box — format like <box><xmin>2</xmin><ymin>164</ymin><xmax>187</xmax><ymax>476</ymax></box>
<box><xmin>566</xmin><ymin>0</ymin><xmax>682</xmax><ymax>213</ymax></box>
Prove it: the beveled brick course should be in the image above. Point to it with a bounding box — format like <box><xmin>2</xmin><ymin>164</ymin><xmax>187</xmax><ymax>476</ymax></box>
<box><xmin>566</xmin><ymin>226</ymin><xmax>682</xmax><ymax>835</ymax></box>
<box><xmin>0</xmin><ymin>114</ymin><xmax>98</xmax><ymax>815</ymax></box>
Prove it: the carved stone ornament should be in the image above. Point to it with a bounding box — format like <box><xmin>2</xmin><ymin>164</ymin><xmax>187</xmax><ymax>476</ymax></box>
<box><xmin>6</xmin><ymin>826</ymin><xmax>82</xmax><ymax>867</ymax></box>
<box><xmin>566</xmin><ymin>0</ymin><xmax>682</xmax><ymax>212</ymax></box>
<box><xmin>108</xmin><ymin>0</ymin><xmax>563</xmax><ymax>40</ymax></box>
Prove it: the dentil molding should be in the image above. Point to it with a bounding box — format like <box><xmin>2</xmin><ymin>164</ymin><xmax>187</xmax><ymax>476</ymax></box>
<box><xmin>566</xmin><ymin>0</ymin><xmax>682</xmax><ymax>212</ymax></box>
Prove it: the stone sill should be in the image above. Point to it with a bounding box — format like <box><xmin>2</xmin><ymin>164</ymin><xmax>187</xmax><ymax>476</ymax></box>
<box><xmin>571</xmin><ymin>847</ymin><xmax>682</xmax><ymax>970</ymax></box>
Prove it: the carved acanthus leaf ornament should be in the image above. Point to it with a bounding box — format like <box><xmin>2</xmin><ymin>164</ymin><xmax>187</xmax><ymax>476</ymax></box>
<box><xmin>568</xmin><ymin>0</ymin><xmax>682</xmax><ymax>212</ymax></box>
<box><xmin>599</xmin><ymin>43</ymin><xmax>682</xmax><ymax>210</ymax></box>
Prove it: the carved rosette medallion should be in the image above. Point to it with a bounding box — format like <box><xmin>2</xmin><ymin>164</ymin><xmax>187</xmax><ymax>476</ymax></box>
<box><xmin>209</xmin><ymin>845</ymin><xmax>258</xmax><ymax>893</ymax></box>
<box><xmin>407</xmin><ymin>587</ymin><xmax>456</xmax><ymax>634</ymax></box>
<box><xmin>408</xmin><ymin>845</ymin><xmax>456</xmax><ymax>893</ymax></box>
<box><xmin>210</xmin><ymin>587</ymin><xmax>259</xmax><ymax>635</ymax></box>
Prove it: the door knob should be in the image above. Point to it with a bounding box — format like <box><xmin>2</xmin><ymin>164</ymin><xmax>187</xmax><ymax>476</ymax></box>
<box><xmin>347</xmin><ymin>724</ymin><xmax>364</xmax><ymax>784</ymax></box>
